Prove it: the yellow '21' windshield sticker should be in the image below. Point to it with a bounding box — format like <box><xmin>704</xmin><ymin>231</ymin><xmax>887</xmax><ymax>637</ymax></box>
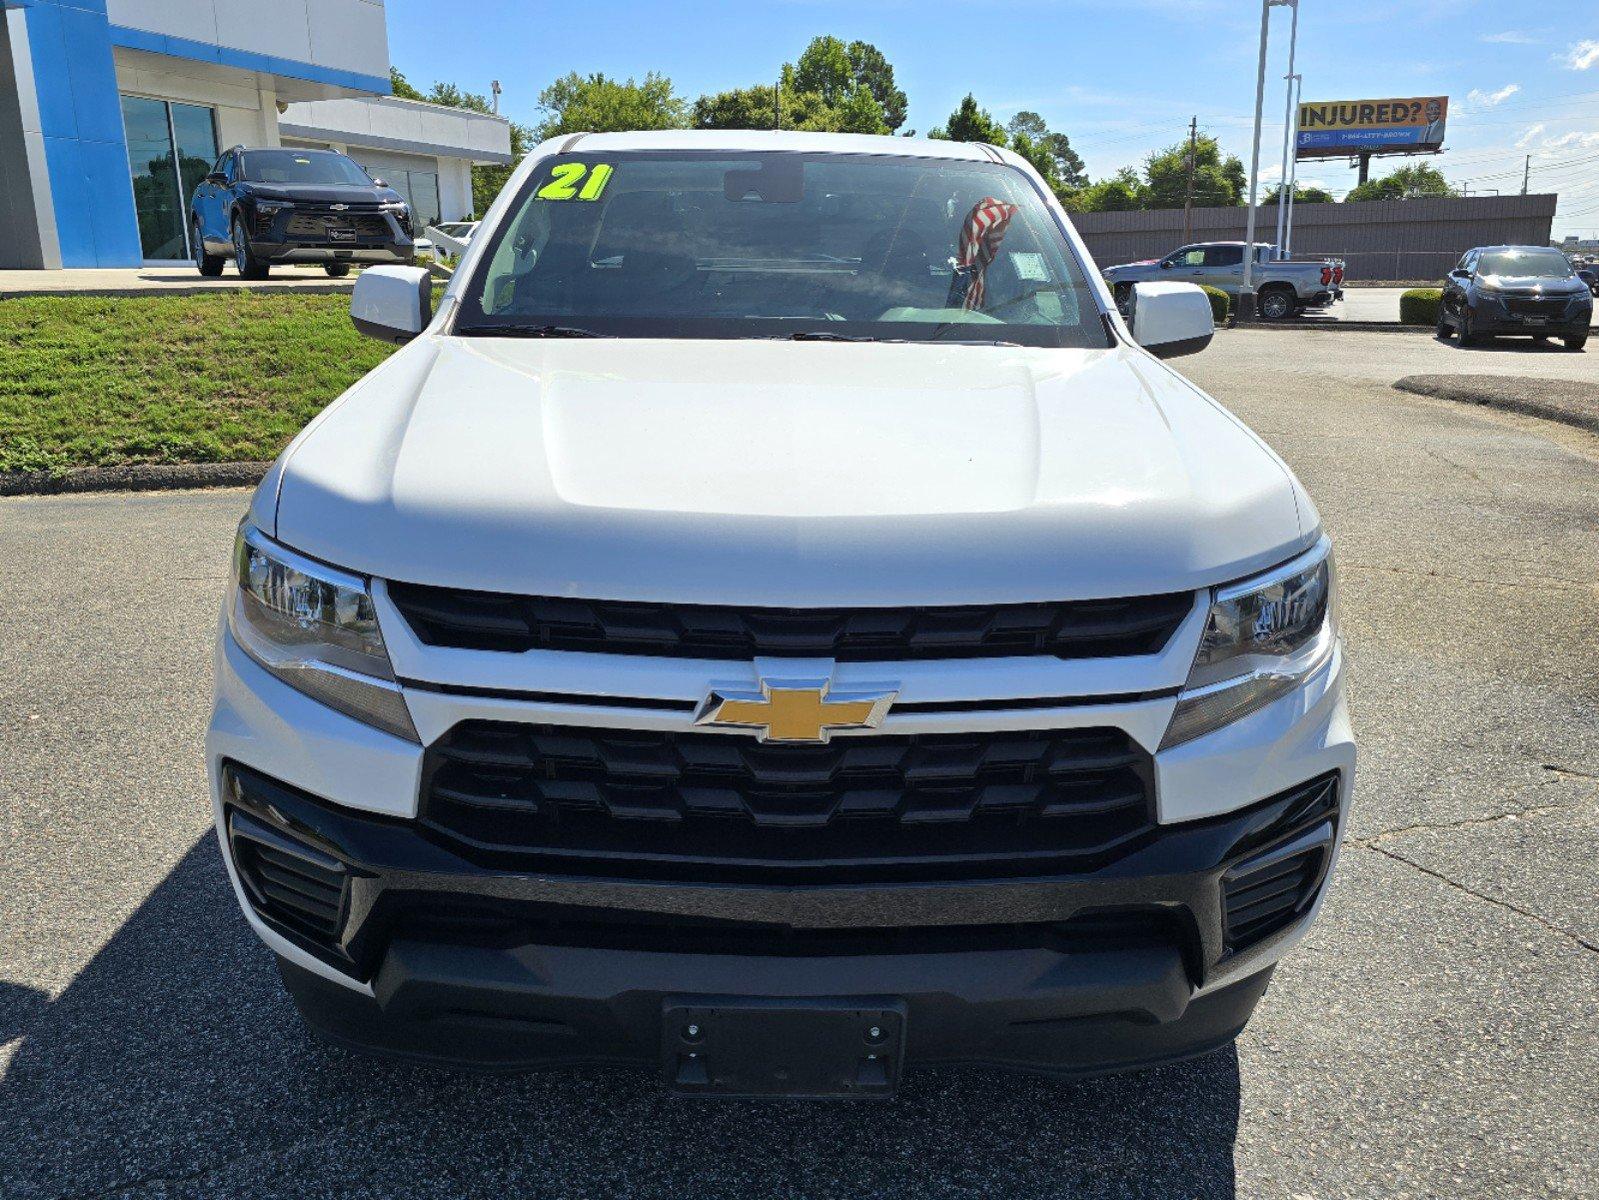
<box><xmin>535</xmin><ymin>163</ymin><xmax>613</xmax><ymax>201</ymax></box>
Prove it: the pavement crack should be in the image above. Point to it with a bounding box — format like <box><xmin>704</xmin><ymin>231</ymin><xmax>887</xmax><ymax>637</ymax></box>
<box><xmin>1355</xmin><ymin>797</ymin><xmax>1584</xmax><ymax>844</ymax></box>
<box><xmin>1544</xmin><ymin>763</ymin><xmax>1599</xmax><ymax>783</ymax></box>
<box><xmin>1425</xmin><ymin>447</ymin><xmax>1490</xmax><ymax>487</ymax></box>
<box><xmin>1360</xmin><ymin>842</ymin><xmax>1599</xmax><ymax>955</ymax></box>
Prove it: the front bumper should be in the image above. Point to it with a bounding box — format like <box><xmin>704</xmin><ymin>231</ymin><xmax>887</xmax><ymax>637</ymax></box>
<box><xmin>209</xmin><ymin>616</ymin><xmax>1355</xmax><ymax>1078</ymax></box>
<box><xmin>252</xmin><ymin>242</ymin><xmax>414</xmax><ymax>265</ymax></box>
<box><xmin>1468</xmin><ymin>301</ymin><xmax>1591</xmax><ymax>335</ymax></box>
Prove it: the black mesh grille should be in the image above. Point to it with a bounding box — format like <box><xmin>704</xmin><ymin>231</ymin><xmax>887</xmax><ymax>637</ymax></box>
<box><xmin>1505</xmin><ymin>298</ymin><xmax>1568</xmax><ymax>317</ymax></box>
<box><xmin>386</xmin><ymin>584</ymin><xmax>1194</xmax><ymax>662</ymax></box>
<box><xmin>283</xmin><ymin>211</ymin><xmax>389</xmax><ymax>240</ymax></box>
<box><xmin>420</xmin><ymin>721</ymin><xmax>1157</xmax><ymax>882</ymax></box>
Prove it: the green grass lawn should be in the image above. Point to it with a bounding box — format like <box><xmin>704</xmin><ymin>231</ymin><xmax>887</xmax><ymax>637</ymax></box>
<box><xmin>0</xmin><ymin>291</ymin><xmax>399</xmax><ymax>474</ymax></box>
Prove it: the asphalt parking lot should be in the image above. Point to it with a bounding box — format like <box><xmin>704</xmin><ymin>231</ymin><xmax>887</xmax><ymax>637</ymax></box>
<box><xmin>2</xmin><ymin>328</ymin><xmax>1596</xmax><ymax>1198</ymax></box>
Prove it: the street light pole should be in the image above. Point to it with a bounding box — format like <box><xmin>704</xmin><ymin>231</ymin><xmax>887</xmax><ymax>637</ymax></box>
<box><xmin>1239</xmin><ymin>0</ymin><xmax>1288</xmax><ymax>322</ymax></box>
<box><xmin>1283</xmin><ymin>73</ymin><xmax>1303</xmax><ymax>256</ymax></box>
<box><xmin>1273</xmin><ymin>0</ymin><xmax>1300</xmax><ymax>260</ymax></box>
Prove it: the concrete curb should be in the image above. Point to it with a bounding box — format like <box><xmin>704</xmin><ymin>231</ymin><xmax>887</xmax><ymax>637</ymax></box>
<box><xmin>1393</xmin><ymin>374</ymin><xmax>1599</xmax><ymax>434</ymax></box>
<box><xmin>1227</xmin><ymin>319</ymin><xmax>1429</xmax><ymax>334</ymax></box>
<box><xmin>0</xmin><ymin>462</ymin><xmax>270</xmax><ymax>497</ymax></box>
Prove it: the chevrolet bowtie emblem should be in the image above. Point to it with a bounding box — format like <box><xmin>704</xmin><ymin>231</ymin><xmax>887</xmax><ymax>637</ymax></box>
<box><xmin>695</xmin><ymin>677</ymin><xmax>897</xmax><ymax>743</ymax></box>
<box><xmin>329</xmin><ymin>203</ymin><xmax>349</xmax><ymax>211</ymax></box>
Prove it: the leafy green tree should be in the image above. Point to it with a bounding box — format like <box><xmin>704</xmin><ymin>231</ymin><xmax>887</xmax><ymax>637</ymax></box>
<box><xmin>1142</xmin><ymin>134</ymin><xmax>1244</xmax><ymax>208</ymax></box>
<box><xmin>790</xmin><ymin>36</ymin><xmax>853</xmax><ymax>103</ymax></box>
<box><xmin>845</xmin><ymin>40</ymin><xmax>907</xmax><ymax>131</ymax></box>
<box><xmin>1344</xmin><ymin>163</ymin><xmax>1455</xmax><ymax>202</ymax></box>
<box><xmin>1006</xmin><ymin>111</ymin><xmax>1087</xmax><ymax>189</ymax></box>
<box><xmin>389</xmin><ymin>66</ymin><xmax>423</xmax><ymax>100</ymax></box>
<box><xmin>1075</xmin><ymin>168</ymin><xmax>1145</xmax><ymax>212</ymax></box>
<box><xmin>533</xmin><ymin>71</ymin><xmax>688</xmax><ymax>140</ymax></box>
<box><xmin>931</xmin><ymin>95</ymin><xmax>1008</xmax><ymax>146</ymax></box>
<box><xmin>1263</xmin><ymin>182</ymin><xmax>1336</xmax><ymax>204</ymax></box>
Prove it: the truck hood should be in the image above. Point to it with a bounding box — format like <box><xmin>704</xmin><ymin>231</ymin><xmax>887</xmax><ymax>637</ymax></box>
<box><xmin>264</xmin><ymin>337</ymin><xmax>1313</xmax><ymax>605</ymax></box>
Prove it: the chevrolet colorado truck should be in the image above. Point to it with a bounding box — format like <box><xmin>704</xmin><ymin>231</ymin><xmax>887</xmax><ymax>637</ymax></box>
<box><xmin>1102</xmin><ymin>241</ymin><xmax>1345</xmax><ymax>320</ymax></box>
<box><xmin>209</xmin><ymin>130</ymin><xmax>1353</xmax><ymax>1098</ymax></box>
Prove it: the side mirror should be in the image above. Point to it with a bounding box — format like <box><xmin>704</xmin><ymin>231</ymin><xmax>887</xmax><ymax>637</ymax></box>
<box><xmin>1159</xmin><ymin>259</ymin><xmax>1174</xmax><ymax>270</ymax></box>
<box><xmin>205</xmin><ymin>172</ymin><xmax>226</xmax><ymax>185</ymax></box>
<box><xmin>350</xmin><ymin>265</ymin><xmax>433</xmax><ymax>344</ymax></box>
<box><xmin>1128</xmin><ymin>281</ymin><xmax>1214</xmax><ymax>359</ymax></box>
<box><xmin>370</xmin><ymin>177</ymin><xmax>388</xmax><ymax>188</ymax></box>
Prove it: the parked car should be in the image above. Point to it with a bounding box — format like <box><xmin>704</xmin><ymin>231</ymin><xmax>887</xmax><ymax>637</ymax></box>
<box><xmin>209</xmin><ymin>131</ymin><xmax>1351</xmax><ymax>1097</ymax></box>
<box><xmin>190</xmin><ymin>147</ymin><xmax>416</xmax><ymax>279</ymax></box>
<box><xmin>1437</xmin><ymin>245</ymin><xmax>1591</xmax><ymax>350</ymax></box>
<box><xmin>1102</xmin><ymin>241</ymin><xmax>1344</xmax><ymax>320</ymax></box>
<box><xmin>1576</xmin><ymin>266</ymin><xmax>1599</xmax><ymax>298</ymax></box>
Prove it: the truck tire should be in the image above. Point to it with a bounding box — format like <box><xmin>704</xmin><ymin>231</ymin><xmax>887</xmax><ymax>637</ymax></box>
<box><xmin>232</xmin><ymin>217</ymin><xmax>270</xmax><ymax>280</ymax></box>
<box><xmin>323</xmin><ymin>263</ymin><xmax>352</xmax><ymax>278</ymax></box>
<box><xmin>1258</xmin><ymin>286</ymin><xmax>1295</xmax><ymax>321</ymax></box>
<box><xmin>1457</xmin><ymin>311</ymin><xmax>1479</xmax><ymax>347</ymax></box>
<box><xmin>1565</xmin><ymin>333</ymin><xmax>1588</xmax><ymax>351</ymax></box>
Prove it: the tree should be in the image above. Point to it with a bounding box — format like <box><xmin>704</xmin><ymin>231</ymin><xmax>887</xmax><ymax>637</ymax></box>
<box><xmin>533</xmin><ymin>71</ymin><xmax>689</xmax><ymax>141</ymax></box>
<box><xmin>931</xmin><ymin>95</ymin><xmax>1007</xmax><ymax>146</ymax></box>
<box><xmin>389</xmin><ymin>66</ymin><xmax>423</xmax><ymax>101</ymax></box>
<box><xmin>845</xmin><ymin>40</ymin><xmax>907</xmax><ymax>131</ymax></box>
<box><xmin>1075</xmin><ymin>168</ymin><xmax>1144</xmax><ymax>212</ymax></box>
<box><xmin>1263</xmin><ymin>182</ymin><xmax>1336</xmax><ymax>204</ymax></box>
<box><xmin>1344</xmin><ymin>163</ymin><xmax>1456</xmax><ymax>202</ymax></box>
<box><xmin>1007</xmin><ymin>111</ymin><xmax>1087</xmax><ymax>189</ymax></box>
<box><xmin>1142</xmin><ymin>134</ymin><xmax>1244</xmax><ymax>208</ymax></box>
<box><xmin>789</xmin><ymin>36</ymin><xmax>853</xmax><ymax>104</ymax></box>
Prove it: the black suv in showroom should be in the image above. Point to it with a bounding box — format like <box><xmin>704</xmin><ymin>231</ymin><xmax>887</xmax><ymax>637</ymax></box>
<box><xmin>191</xmin><ymin>147</ymin><xmax>416</xmax><ymax>279</ymax></box>
<box><xmin>1437</xmin><ymin>244</ymin><xmax>1591</xmax><ymax>350</ymax></box>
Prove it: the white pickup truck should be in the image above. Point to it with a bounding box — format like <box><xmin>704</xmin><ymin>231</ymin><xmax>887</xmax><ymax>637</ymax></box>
<box><xmin>209</xmin><ymin>130</ymin><xmax>1352</xmax><ymax>1097</ymax></box>
<box><xmin>1103</xmin><ymin>241</ymin><xmax>1345</xmax><ymax>320</ymax></box>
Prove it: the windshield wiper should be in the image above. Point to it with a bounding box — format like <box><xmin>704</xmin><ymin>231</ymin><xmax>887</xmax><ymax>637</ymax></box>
<box><xmin>456</xmin><ymin>323</ymin><xmax>606</xmax><ymax>338</ymax></box>
<box><xmin>783</xmin><ymin>331</ymin><xmax>894</xmax><ymax>343</ymax></box>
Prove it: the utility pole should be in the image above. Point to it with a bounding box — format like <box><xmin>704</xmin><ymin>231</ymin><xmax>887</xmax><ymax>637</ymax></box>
<box><xmin>1240</xmin><ymin>0</ymin><xmax>1290</xmax><ymax>323</ymax></box>
<box><xmin>1272</xmin><ymin>0</ymin><xmax>1300</xmax><ymax>260</ymax></box>
<box><xmin>1183</xmin><ymin>116</ymin><xmax>1198</xmax><ymax>244</ymax></box>
<box><xmin>490</xmin><ymin>80</ymin><xmax>501</xmax><ymax>115</ymax></box>
<box><xmin>1522</xmin><ymin>154</ymin><xmax>1531</xmax><ymax>195</ymax></box>
<box><xmin>774</xmin><ymin>77</ymin><xmax>781</xmax><ymax>130</ymax></box>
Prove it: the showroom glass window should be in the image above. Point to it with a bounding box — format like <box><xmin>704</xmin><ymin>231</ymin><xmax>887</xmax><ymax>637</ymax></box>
<box><xmin>120</xmin><ymin>97</ymin><xmax>218</xmax><ymax>261</ymax></box>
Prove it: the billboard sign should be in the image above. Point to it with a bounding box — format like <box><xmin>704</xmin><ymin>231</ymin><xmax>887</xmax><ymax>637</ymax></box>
<box><xmin>1296</xmin><ymin>96</ymin><xmax>1448</xmax><ymax>159</ymax></box>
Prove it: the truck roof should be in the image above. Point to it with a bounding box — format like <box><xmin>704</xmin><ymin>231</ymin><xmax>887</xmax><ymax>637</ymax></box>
<box><xmin>546</xmin><ymin>129</ymin><xmax>1000</xmax><ymax>162</ymax></box>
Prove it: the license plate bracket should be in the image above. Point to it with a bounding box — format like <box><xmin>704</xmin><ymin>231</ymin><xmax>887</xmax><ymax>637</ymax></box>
<box><xmin>663</xmin><ymin>999</ymin><xmax>905</xmax><ymax>1099</ymax></box>
<box><xmin>327</xmin><ymin>227</ymin><xmax>356</xmax><ymax>243</ymax></box>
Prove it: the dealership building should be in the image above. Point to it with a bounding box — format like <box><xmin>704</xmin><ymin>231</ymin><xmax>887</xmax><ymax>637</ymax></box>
<box><xmin>0</xmin><ymin>0</ymin><xmax>511</xmax><ymax>269</ymax></box>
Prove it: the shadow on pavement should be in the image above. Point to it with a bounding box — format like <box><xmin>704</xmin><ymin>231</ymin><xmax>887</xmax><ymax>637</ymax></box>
<box><xmin>0</xmin><ymin>837</ymin><xmax>1241</xmax><ymax>1199</ymax></box>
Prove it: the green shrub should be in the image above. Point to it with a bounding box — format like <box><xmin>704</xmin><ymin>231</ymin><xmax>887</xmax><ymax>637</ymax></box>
<box><xmin>1199</xmin><ymin>285</ymin><xmax>1231</xmax><ymax>324</ymax></box>
<box><xmin>1400</xmin><ymin>287</ymin><xmax>1442</xmax><ymax>326</ymax></box>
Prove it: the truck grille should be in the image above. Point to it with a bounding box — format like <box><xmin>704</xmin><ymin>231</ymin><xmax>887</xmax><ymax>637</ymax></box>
<box><xmin>420</xmin><ymin>721</ymin><xmax>1157</xmax><ymax>882</ymax></box>
<box><xmin>386</xmin><ymin>584</ymin><xmax>1193</xmax><ymax>662</ymax></box>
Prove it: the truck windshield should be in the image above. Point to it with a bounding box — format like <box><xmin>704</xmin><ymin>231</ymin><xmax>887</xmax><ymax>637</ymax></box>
<box><xmin>242</xmin><ymin>151</ymin><xmax>373</xmax><ymax>186</ymax></box>
<box><xmin>1477</xmin><ymin>248</ymin><xmax>1574</xmax><ymax>279</ymax></box>
<box><xmin>455</xmin><ymin>151</ymin><xmax>1110</xmax><ymax>347</ymax></box>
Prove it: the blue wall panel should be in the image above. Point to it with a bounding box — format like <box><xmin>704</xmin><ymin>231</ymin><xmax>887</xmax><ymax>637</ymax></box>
<box><xmin>17</xmin><ymin>0</ymin><xmax>142</xmax><ymax>266</ymax></box>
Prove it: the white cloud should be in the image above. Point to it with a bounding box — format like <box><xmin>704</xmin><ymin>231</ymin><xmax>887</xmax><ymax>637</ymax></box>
<box><xmin>1467</xmin><ymin>83</ymin><xmax>1521</xmax><ymax>107</ymax></box>
<box><xmin>1543</xmin><ymin>130</ymin><xmax>1599</xmax><ymax>149</ymax></box>
<box><xmin>1482</xmin><ymin>31</ymin><xmax>1537</xmax><ymax>45</ymax></box>
<box><xmin>1514</xmin><ymin>123</ymin><xmax>1546</xmax><ymax>149</ymax></box>
<box><xmin>1560</xmin><ymin>40</ymin><xmax>1599</xmax><ymax>70</ymax></box>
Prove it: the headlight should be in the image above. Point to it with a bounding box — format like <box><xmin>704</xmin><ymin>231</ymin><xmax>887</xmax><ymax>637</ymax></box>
<box><xmin>228</xmin><ymin>524</ymin><xmax>418</xmax><ymax>741</ymax></box>
<box><xmin>1161</xmin><ymin>536</ymin><xmax>1336</xmax><ymax>749</ymax></box>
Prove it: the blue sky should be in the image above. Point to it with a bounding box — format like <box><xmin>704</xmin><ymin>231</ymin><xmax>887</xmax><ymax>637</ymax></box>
<box><xmin>385</xmin><ymin>0</ymin><xmax>1599</xmax><ymax>236</ymax></box>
